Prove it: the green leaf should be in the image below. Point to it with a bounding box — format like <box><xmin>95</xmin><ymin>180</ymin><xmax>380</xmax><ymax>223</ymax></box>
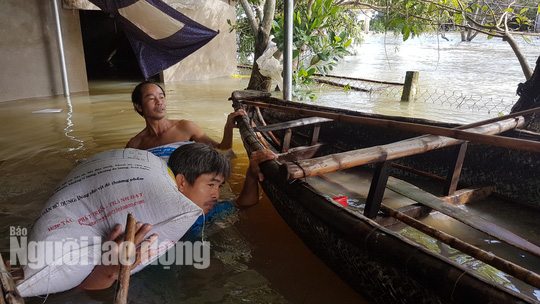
<box><xmin>402</xmin><ymin>24</ymin><xmax>411</xmax><ymax>41</ymax></box>
<box><xmin>520</xmin><ymin>8</ymin><xmax>528</xmax><ymax>15</ymax></box>
<box><xmin>310</xmin><ymin>54</ymin><xmax>320</xmax><ymax>66</ymax></box>
<box><xmin>310</xmin><ymin>18</ymin><xmax>321</xmax><ymax>30</ymax></box>
<box><xmin>504</xmin><ymin>8</ymin><xmax>513</xmax><ymax>13</ymax></box>
<box><xmin>307</xmin><ymin>68</ymin><xmax>316</xmax><ymax>77</ymax></box>
<box><xmin>324</xmin><ymin>0</ymin><xmax>332</xmax><ymax>9</ymax></box>
<box><xmin>344</xmin><ymin>39</ymin><xmax>352</xmax><ymax>48</ymax></box>
<box><xmin>293</xmin><ymin>49</ymin><xmax>300</xmax><ymax>59</ymax></box>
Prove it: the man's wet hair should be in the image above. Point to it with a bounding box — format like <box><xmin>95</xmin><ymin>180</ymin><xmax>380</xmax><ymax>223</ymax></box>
<box><xmin>131</xmin><ymin>81</ymin><xmax>165</xmax><ymax>117</ymax></box>
<box><xmin>168</xmin><ymin>143</ymin><xmax>231</xmax><ymax>185</ymax></box>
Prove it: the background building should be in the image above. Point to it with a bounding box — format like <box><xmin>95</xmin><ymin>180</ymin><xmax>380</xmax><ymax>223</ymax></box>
<box><xmin>0</xmin><ymin>0</ymin><xmax>237</xmax><ymax>103</ymax></box>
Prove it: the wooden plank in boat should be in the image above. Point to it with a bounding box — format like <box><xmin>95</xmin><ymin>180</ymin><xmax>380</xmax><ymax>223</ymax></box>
<box><xmin>285</xmin><ymin>117</ymin><xmax>524</xmax><ymax>179</ymax></box>
<box><xmin>386</xmin><ymin>176</ymin><xmax>540</xmax><ymax>257</ymax></box>
<box><xmin>443</xmin><ymin>186</ymin><xmax>495</xmax><ymax>205</ymax></box>
<box><xmin>375</xmin><ymin>204</ymin><xmax>432</xmax><ymax>228</ymax></box>
<box><xmin>253</xmin><ymin>117</ymin><xmax>333</xmax><ymax>133</ymax></box>
<box><xmin>276</xmin><ymin>144</ymin><xmax>324</xmax><ymax>163</ymax></box>
<box><xmin>231</xmin><ymin>90</ymin><xmax>271</xmax><ymax>100</ymax></box>
<box><xmin>0</xmin><ymin>253</ymin><xmax>24</xmax><ymax>304</ymax></box>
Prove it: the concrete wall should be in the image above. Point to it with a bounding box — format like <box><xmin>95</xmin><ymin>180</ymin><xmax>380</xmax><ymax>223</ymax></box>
<box><xmin>0</xmin><ymin>0</ymin><xmax>89</xmax><ymax>103</ymax></box>
<box><xmin>163</xmin><ymin>0</ymin><xmax>237</xmax><ymax>82</ymax></box>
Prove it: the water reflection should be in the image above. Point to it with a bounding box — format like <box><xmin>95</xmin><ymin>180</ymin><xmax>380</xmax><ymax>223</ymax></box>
<box><xmin>64</xmin><ymin>97</ymin><xmax>85</xmax><ymax>152</ymax></box>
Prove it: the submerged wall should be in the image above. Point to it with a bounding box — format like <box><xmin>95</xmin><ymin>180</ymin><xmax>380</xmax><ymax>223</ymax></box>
<box><xmin>0</xmin><ymin>0</ymin><xmax>89</xmax><ymax>103</ymax></box>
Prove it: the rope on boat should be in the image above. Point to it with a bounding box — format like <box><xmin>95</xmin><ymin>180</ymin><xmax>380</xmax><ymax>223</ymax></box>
<box><xmin>451</xmin><ymin>271</ymin><xmax>469</xmax><ymax>303</ymax></box>
<box><xmin>403</xmin><ymin>246</ymin><xmax>423</xmax><ymax>275</ymax></box>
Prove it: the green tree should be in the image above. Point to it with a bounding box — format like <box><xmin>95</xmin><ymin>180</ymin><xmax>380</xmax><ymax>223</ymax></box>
<box><xmin>238</xmin><ymin>0</ymin><xmax>276</xmax><ymax>91</ymax></box>
<box><xmin>236</xmin><ymin>0</ymin><xmax>359</xmax><ymax>93</ymax></box>
<box><xmin>272</xmin><ymin>0</ymin><xmax>353</xmax><ymax>99</ymax></box>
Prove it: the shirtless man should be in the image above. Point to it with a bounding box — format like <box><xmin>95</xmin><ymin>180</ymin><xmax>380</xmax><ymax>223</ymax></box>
<box><xmin>126</xmin><ymin>81</ymin><xmax>246</xmax><ymax>150</ymax></box>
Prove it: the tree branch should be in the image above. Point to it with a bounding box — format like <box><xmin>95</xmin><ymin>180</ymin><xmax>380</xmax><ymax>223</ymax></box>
<box><xmin>240</xmin><ymin>0</ymin><xmax>259</xmax><ymax>35</ymax></box>
<box><xmin>261</xmin><ymin>0</ymin><xmax>276</xmax><ymax>35</ymax></box>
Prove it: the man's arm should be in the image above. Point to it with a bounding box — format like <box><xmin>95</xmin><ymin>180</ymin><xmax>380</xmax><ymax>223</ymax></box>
<box><xmin>79</xmin><ymin>222</ymin><xmax>157</xmax><ymax>290</ymax></box>
<box><xmin>236</xmin><ymin>149</ymin><xmax>277</xmax><ymax>207</ymax></box>
<box><xmin>216</xmin><ymin>110</ymin><xmax>246</xmax><ymax>150</ymax></box>
<box><xmin>188</xmin><ymin>109</ymin><xmax>246</xmax><ymax>150</ymax></box>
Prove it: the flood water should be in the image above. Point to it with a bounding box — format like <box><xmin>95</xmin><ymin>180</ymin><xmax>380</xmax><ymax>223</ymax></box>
<box><xmin>1</xmin><ymin>32</ymin><xmax>539</xmax><ymax>303</ymax></box>
<box><xmin>0</xmin><ymin>78</ymin><xmax>365</xmax><ymax>303</ymax></box>
<box><xmin>314</xmin><ymin>32</ymin><xmax>540</xmax><ymax>123</ymax></box>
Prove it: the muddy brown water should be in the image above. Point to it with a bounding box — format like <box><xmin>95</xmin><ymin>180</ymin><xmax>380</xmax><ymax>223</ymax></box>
<box><xmin>0</xmin><ymin>78</ymin><xmax>367</xmax><ymax>303</ymax></box>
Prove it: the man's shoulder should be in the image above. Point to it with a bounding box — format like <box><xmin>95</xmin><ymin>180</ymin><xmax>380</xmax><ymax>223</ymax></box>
<box><xmin>125</xmin><ymin>135</ymin><xmax>142</xmax><ymax>149</ymax></box>
<box><xmin>171</xmin><ymin>119</ymin><xmax>200</xmax><ymax>132</ymax></box>
<box><xmin>125</xmin><ymin>129</ymin><xmax>148</xmax><ymax>149</ymax></box>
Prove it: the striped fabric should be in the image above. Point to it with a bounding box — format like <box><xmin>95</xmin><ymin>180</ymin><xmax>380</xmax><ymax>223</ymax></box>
<box><xmin>89</xmin><ymin>0</ymin><xmax>219</xmax><ymax>78</ymax></box>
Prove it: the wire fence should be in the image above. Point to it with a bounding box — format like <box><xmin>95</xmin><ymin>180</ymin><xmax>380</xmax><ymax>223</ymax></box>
<box><xmin>236</xmin><ymin>65</ymin><xmax>515</xmax><ymax>116</ymax></box>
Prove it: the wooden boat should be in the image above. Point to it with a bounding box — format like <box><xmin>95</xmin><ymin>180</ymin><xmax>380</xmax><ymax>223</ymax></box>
<box><xmin>230</xmin><ymin>61</ymin><xmax>540</xmax><ymax>303</ymax></box>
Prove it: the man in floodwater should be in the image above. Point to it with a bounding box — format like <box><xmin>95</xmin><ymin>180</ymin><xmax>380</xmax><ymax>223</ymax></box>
<box><xmin>80</xmin><ymin>143</ymin><xmax>276</xmax><ymax>290</ymax></box>
<box><xmin>126</xmin><ymin>80</ymin><xmax>246</xmax><ymax>151</ymax></box>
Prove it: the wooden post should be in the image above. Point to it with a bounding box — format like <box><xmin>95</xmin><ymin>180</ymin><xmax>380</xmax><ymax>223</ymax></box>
<box><xmin>0</xmin><ymin>254</ymin><xmax>24</xmax><ymax>304</ymax></box>
<box><xmin>114</xmin><ymin>213</ymin><xmax>136</xmax><ymax>304</ymax></box>
<box><xmin>444</xmin><ymin>143</ymin><xmax>468</xmax><ymax>195</ymax></box>
<box><xmin>401</xmin><ymin>71</ymin><xmax>419</xmax><ymax>102</ymax></box>
<box><xmin>311</xmin><ymin>123</ymin><xmax>321</xmax><ymax>146</ymax></box>
<box><xmin>282</xmin><ymin>129</ymin><xmax>292</xmax><ymax>153</ymax></box>
<box><xmin>364</xmin><ymin>160</ymin><xmax>392</xmax><ymax>218</ymax></box>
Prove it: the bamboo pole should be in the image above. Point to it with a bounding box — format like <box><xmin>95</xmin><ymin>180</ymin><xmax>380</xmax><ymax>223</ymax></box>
<box><xmin>386</xmin><ymin>176</ymin><xmax>540</xmax><ymax>257</ymax></box>
<box><xmin>255</xmin><ymin>107</ymin><xmax>281</xmax><ymax>147</ymax></box>
<box><xmin>313</xmin><ymin>73</ymin><xmax>404</xmax><ymax>86</ymax></box>
<box><xmin>113</xmin><ymin>213</ymin><xmax>136</xmax><ymax>304</ymax></box>
<box><xmin>380</xmin><ymin>204</ymin><xmax>540</xmax><ymax>289</ymax></box>
<box><xmin>240</xmin><ymin>100</ymin><xmax>540</xmax><ymax>152</ymax></box>
<box><xmin>285</xmin><ymin>117</ymin><xmax>524</xmax><ymax>179</ymax></box>
<box><xmin>0</xmin><ymin>254</ymin><xmax>23</xmax><ymax>304</ymax></box>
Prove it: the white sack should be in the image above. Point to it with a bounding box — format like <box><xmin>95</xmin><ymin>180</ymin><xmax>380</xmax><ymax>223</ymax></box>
<box><xmin>16</xmin><ymin>148</ymin><xmax>202</xmax><ymax>297</ymax></box>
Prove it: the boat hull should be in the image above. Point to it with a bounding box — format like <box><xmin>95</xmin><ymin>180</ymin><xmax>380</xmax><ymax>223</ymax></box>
<box><xmin>232</xmin><ymin>92</ymin><xmax>539</xmax><ymax>303</ymax></box>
